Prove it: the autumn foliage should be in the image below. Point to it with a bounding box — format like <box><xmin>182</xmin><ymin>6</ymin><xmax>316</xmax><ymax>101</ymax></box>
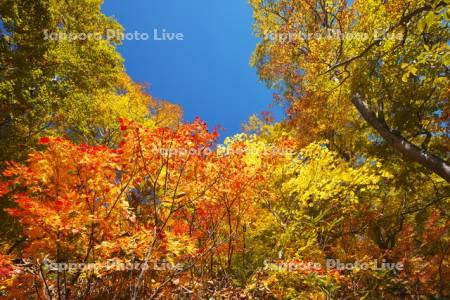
<box><xmin>0</xmin><ymin>117</ymin><xmax>448</xmax><ymax>298</ymax></box>
<box><xmin>1</xmin><ymin>0</ymin><xmax>449</xmax><ymax>299</ymax></box>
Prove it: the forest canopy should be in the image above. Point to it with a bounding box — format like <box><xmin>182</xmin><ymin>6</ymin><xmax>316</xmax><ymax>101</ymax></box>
<box><xmin>0</xmin><ymin>0</ymin><xmax>449</xmax><ymax>299</ymax></box>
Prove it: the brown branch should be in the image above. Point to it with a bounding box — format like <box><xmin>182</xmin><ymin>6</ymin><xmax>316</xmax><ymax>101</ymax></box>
<box><xmin>323</xmin><ymin>2</ymin><xmax>445</xmax><ymax>75</ymax></box>
<box><xmin>352</xmin><ymin>94</ymin><xmax>450</xmax><ymax>182</ymax></box>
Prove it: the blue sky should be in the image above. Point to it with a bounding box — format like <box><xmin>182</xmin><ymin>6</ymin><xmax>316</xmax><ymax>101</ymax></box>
<box><xmin>102</xmin><ymin>0</ymin><xmax>282</xmax><ymax>139</ymax></box>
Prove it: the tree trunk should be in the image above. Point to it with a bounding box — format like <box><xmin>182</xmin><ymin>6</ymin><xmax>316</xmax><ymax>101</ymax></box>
<box><xmin>351</xmin><ymin>94</ymin><xmax>450</xmax><ymax>182</ymax></box>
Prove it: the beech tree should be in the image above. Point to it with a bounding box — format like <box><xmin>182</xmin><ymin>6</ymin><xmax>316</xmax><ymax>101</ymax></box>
<box><xmin>0</xmin><ymin>1</ymin><xmax>448</xmax><ymax>299</ymax></box>
<box><xmin>250</xmin><ymin>0</ymin><xmax>449</xmax><ymax>181</ymax></box>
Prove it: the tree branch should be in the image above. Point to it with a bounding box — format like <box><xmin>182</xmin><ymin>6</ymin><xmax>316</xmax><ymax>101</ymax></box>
<box><xmin>323</xmin><ymin>2</ymin><xmax>446</xmax><ymax>74</ymax></box>
<box><xmin>352</xmin><ymin>94</ymin><xmax>450</xmax><ymax>182</ymax></box>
